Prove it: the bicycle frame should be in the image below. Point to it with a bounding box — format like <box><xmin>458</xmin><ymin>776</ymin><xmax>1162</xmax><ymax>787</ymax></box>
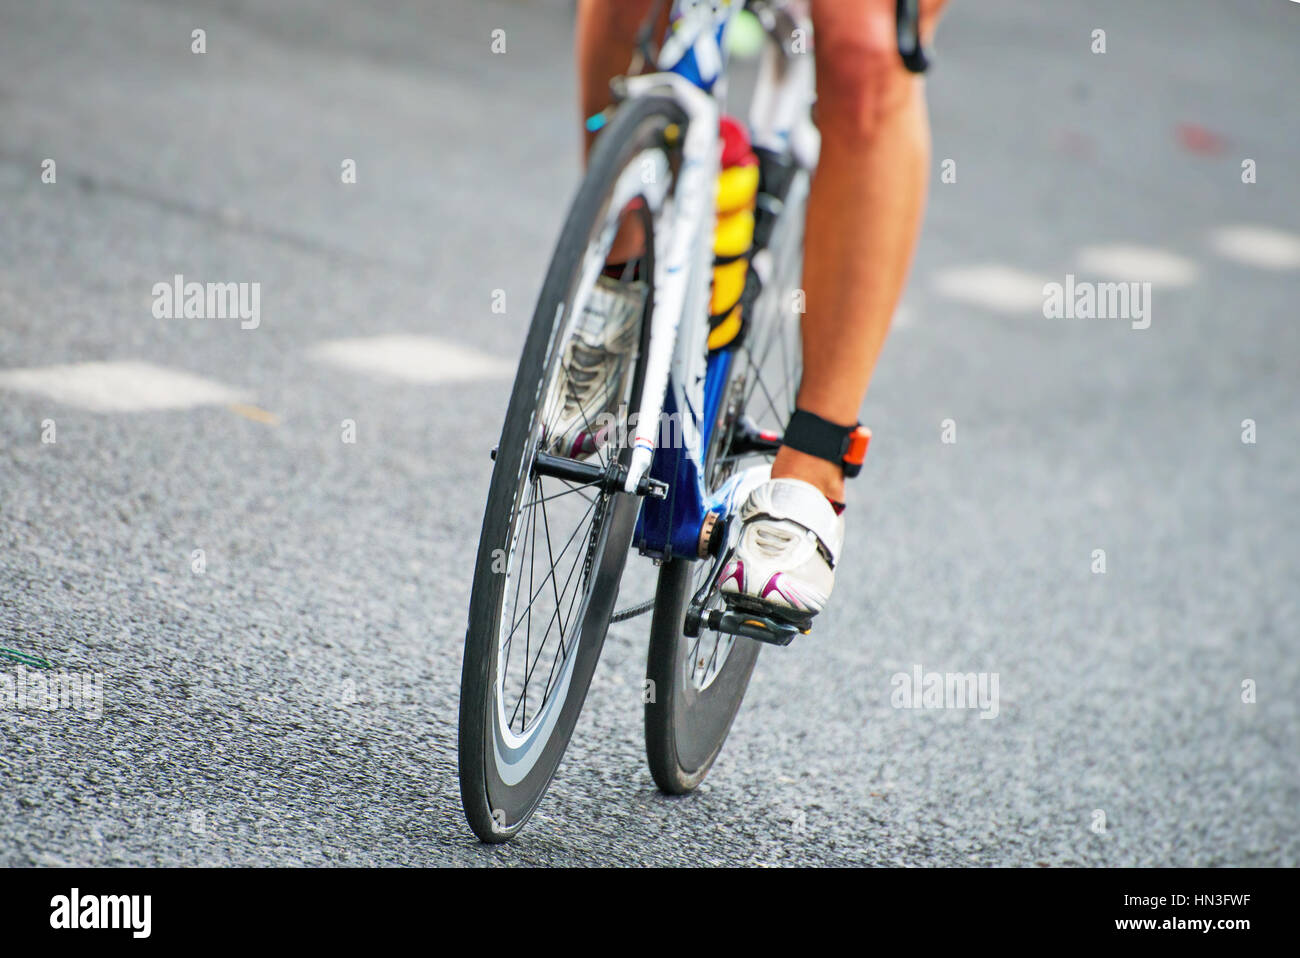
<box><xmin>625</xmin><ymin>0</ymin><xmax>817</xmax><ymax>561</ymax></box>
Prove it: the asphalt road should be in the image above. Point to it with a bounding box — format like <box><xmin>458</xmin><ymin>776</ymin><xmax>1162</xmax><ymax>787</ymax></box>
<box><xmin>1</xmin><ymin>0</ymin><xmax>1297</xmax><ymax>866</ymax></box>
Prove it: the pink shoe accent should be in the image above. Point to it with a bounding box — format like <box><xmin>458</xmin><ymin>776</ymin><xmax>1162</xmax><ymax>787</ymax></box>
<box><xmin>718</xmin><ymin>560</ymin><xmax>745</xmax><ymax>591</ymax></box>
<box><xmin>761</xmin><ymin>573</ymin><xmax>810</xmax><ymax>610</ymax></box>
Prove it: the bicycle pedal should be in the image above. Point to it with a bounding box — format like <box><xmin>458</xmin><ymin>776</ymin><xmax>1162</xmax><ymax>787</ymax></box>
<box><xmin>697</xmin><ymin>606</ymin><xmax>808</xmax><ymax>647</ymax></box>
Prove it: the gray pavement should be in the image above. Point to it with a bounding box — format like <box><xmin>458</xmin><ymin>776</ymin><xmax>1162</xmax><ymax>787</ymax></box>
<box><xmin>0</xmin><ymin>0</ymin><xmax>1297</xmax><ymax>866</ymax></box>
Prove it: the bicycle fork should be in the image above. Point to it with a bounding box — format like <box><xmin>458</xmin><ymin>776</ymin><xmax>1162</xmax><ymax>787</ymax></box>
<box><xmin>619</xmin><ymin>72</ymin><xmax>722</xmax><ymax>497</ymax></box>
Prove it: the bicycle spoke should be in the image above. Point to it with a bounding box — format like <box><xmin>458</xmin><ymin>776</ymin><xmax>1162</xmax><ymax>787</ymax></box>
<box><xmin>703</xmin><ymin>631</ymin><xmax>724</xmax><ymax>681</ymax></box>
<box><xmin>502</xmin><ymin>476</ymin><xmax>538</xmax><ymax>679</ymax></box>
<box><xmin>524</xmin><ymin>472</ymin><xmax>537</xmax><ymax>729</ymax></box>
<box><xmin>536</xmin><ymin>501</ymin><xmax>598</xmax><ymax>701</ymax></box>
<box><xmin>538</xmin><ymin>491</ymin><xmax>570</xmax><ymax>659</ymax></box>
<box><xmin>502</xmin><ymin>472</ymin><xmax>601</xmax><ymax>733</ymax></box>
<box><xmin>510</xmin><ymin>497</ymin><xmax>598</xmax><ymax>729</ymax></box>
<box><xmin>687</xmin><ymin>629</ymin><xmax>703</xmax><ymax>682</ymax></box>
<box><xmin>520</xmin><ymin>480</ymin><xmax>596</xmax><ymax>510</ymax></box>
<box><xmin>505</xmin><ymin>493</ymin><xmax>598</xmax><ymax>650</ymax></box>
<box><xmin>751</xmin><ymin>363</ymin><xmax>786</xmax><ymax>426</ymax></box>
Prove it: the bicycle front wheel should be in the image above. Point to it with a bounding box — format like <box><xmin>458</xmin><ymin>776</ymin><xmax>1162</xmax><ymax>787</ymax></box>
<box><xmin>459</xmin><ymin>95</ymin><xmax>686</xmax><ymax>842</ymax></box>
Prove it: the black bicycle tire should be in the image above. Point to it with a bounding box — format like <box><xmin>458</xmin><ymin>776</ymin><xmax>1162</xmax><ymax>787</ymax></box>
<box><xmin>644</xmin><ymin>155</ymin><xmax>810</xmax><ymax>796</ymax></box>
<box><xmin>459</xmin><ymin>95</ymin><xmax>687</xmax><ymax>842</ymax></box>
<box><xmin>645</xmin><ymin>557</ymin><xmax>763</xmax><ymax>794</ymax></box>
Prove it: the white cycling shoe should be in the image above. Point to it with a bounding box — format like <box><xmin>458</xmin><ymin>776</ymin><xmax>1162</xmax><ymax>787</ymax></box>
<box><xmin>717</xmin><ymin>477</ymin><xmax>844</xmax><ymax>626</ymax></box>
<box><xmin>545</xmin><ymin>275</ymin><xmax>646</xmax><ymax>459</ymax></box>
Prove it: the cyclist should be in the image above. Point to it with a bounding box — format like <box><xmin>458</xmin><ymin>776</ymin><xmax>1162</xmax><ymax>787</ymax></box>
<box><xmin>558</xmin><ymin>0</ymin><xmax>947</xmax><ymax>627</ymax></box>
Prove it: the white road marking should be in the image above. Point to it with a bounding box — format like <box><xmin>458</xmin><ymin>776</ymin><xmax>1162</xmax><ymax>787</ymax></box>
<box><xmin>1077</xmin><ymin>244</ymin><xmax>1198</xmax><ymax>286</ymax></box>
<box><xmin>931</xmin><ymin>265</ymin><xmax>1050</xmax><ymax>313</ymax></box>
<box><xmin>0</xmin><ymin>360</ymin><xmax>248</xmax><ymax>412</ymax></box>
<box><xmin>308</xmin><ymin>334</ymin><xmax>515</xmax><ymax>383</ymax></box>
<box><xmin>1208</xmin><ymin>225</ymin><xmax>1300</xmax><ymax>270</ymax></box>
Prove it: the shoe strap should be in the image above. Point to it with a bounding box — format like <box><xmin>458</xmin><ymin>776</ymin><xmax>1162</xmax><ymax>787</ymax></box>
<box><xmin>782</xmin><ymin>409</ymin><xmax>871</xmax><ymax>478</ymax></box>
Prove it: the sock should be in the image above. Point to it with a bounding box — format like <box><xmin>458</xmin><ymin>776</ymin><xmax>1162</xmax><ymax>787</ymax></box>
<box><xmin>602</xmin><ymin>261</ymin><xmax>637</xmax><ymax>280</ymax></box>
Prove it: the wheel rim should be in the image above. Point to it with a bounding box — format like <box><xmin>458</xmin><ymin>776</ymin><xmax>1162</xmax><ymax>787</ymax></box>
<box><xmin>490</xmin><ymin>147</ymin><xmax>673</xmax><ymax>781</ymax></box>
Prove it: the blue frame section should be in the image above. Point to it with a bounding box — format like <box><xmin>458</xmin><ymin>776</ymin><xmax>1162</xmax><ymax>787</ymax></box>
<box><xmin>633</xmin><ymin>348</ymin><xmax>732</xmax><ymax>560</ymax></box>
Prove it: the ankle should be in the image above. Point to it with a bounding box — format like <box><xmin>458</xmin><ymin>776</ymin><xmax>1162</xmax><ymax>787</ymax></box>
<box><xmin>771</xmin><ymin>446</ymin><xmax>846</xmax><ymax>503</ymax></box>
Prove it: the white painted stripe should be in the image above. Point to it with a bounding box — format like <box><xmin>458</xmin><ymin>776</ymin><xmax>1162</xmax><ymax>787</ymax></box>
<box><xmin>932</xmin><ymin>265</ymin><xmax>1049</xmax><ymax>313</ymax></box>
<box><xmin>1077</xmin><ymin>244</ymin><xmax>1198</xmax><ymax>286</ymax></box>
<box><xmin>308</xmin><ymin>334</ymin><xmax>514</xmax><ymax>383</ymax></box>
<box><xmin>0</xmin><ymin>360</ymin><xmax>248</xmax><ymax>412</ymax></box>
<box><xmin>1208</xmin><ymin>225</ymin><xmax>1300</xmax><ymax>270</ymax></box>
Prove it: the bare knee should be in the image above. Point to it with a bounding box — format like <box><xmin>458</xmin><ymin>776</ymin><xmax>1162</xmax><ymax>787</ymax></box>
<box><xmin>812</xmin><ymin>0</ymin><xmax>936</xmax><ymax>142</ymax></box>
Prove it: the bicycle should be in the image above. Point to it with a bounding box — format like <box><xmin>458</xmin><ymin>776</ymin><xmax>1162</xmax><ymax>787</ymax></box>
<box><xmin>458</xmin><ymin>0</ymin><xmax>928</xmax><ymax>843</ymax></box>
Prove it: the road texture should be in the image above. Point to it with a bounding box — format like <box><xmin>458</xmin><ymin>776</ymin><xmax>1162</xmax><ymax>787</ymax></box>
<box><xmin>1</xmin><ymin>0</ymin><xmax>1297</xmax><ymax>866</ymax></box>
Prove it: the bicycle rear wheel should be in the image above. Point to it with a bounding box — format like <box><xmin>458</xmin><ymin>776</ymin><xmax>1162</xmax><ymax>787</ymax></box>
<box><xmin>644</xmin><ymin>159</ymin><xmax>810</xmax><ymax>794</ymax></box>
<box><xmin>459</xmin><ymin>96</ymin><xmax>686</xmax><ymax>842</ymax></box>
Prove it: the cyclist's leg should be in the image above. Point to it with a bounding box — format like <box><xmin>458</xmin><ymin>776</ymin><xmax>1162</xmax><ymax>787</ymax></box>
<box><xmin>719</xmin><ymin>0</ymin><xmax>947</xmax><ymax>623</ymax></box>
<box><xmin>771</xmin><ymin>0</ymin><xmax>948</xmax><ymax>503</ymax></box>
<box><xmin>577</xmin><ymin>0</ymin><xmax>658</xmax><ymax>151</ymax></box>
<box><xmin>576</xmin><ymin>0</ymin><xmax>665</xmax><ymax>263</ymax></box>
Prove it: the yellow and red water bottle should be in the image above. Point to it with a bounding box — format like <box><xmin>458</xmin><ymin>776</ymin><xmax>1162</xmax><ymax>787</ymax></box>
<box><xmin>707</xmin><ymin>116</ymin><xmax>759</xmax><ymax>351</ymax></box>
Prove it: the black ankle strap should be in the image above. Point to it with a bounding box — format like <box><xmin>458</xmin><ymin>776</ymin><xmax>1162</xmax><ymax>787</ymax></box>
<box><xmin>782</xmin><ymin>409</ymin><xmax>871</xmax><ymax>478</ymax></box>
